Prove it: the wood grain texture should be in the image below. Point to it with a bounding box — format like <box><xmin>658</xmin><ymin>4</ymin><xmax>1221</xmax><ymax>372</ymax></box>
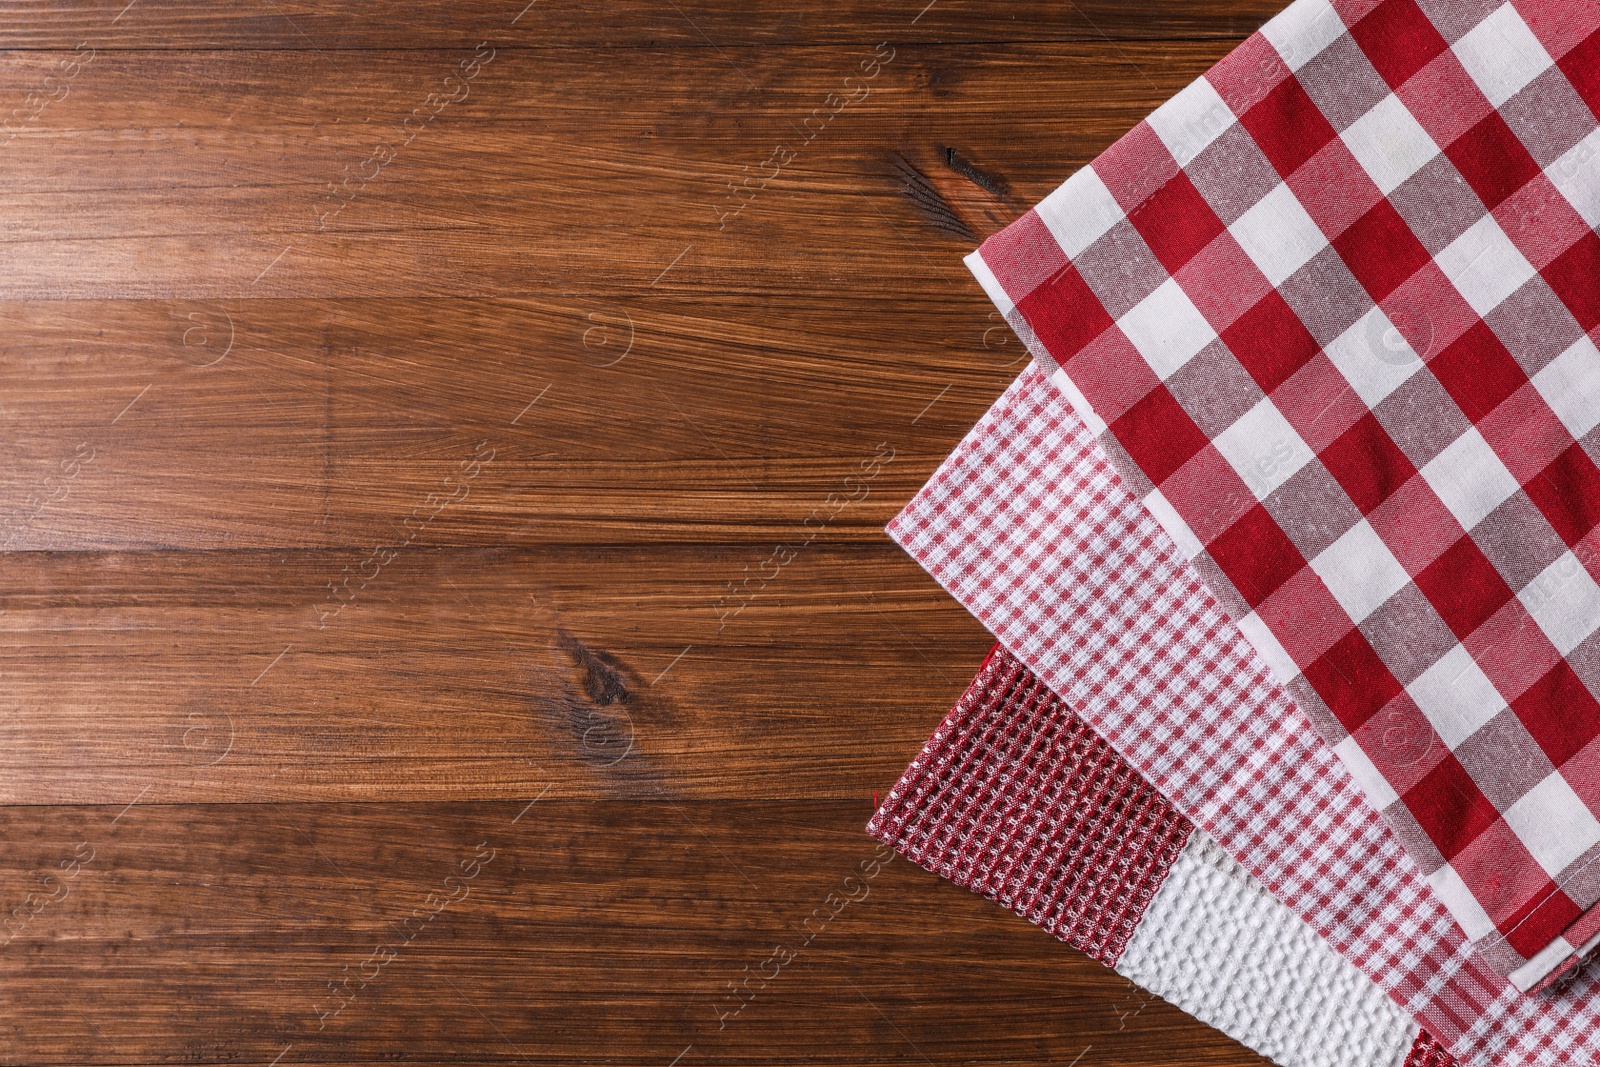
<box><xmin>0</xmin><ymin>2</ymin><xmax>1276</xmax><ymax>1064</ymax></box>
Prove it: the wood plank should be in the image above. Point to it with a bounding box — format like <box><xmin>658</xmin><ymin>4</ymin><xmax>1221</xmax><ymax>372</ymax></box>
<box><xmin>0</xmin><ymin>543</ymin><xmax>992</xmax><ymax>804</ymax></box>
<box><xmin>0</xmin><ymin>799</ymin><xmax>1266</xmax><ymax>1065</ymax></box>
<box><xmin>0</xmin><ymin>293</ymin><xmax>1011</xmax><ymax>548</ymax></box>
<box><xmin>0</xmin><ymin>0</ymin><xmax>1279</xmax><ymax>49</ymax></box>
<box><xmin>0</xmin><ymin>43</ymin><xmax>1237</xmax><ymax>299</ymax></box>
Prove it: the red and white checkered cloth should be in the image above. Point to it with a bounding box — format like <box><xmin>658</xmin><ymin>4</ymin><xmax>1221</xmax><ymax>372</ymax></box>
<box><xmin>871</xmin><ymin>644</ymin><xmax>1455</xmax><ymax>1067</ymax></box>
<box><xmin>888</xmin><ymin>365</ymin><xmax>1600</xmax><ymax>1066</ymax></box>
<box><xmin>965</xmin><ymin>0</ymin><xmax>1600</xmax><ymax>991</ymax></box>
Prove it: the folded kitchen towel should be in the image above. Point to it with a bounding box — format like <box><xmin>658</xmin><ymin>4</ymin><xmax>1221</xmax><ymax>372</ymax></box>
<box><xmin>869</xmin><ymin>643</ymin><xmax>1452</xmax><ymax>1067</ymax></box>
<box><xmin>889</xmin><ymin>365</ymin><xmax>1600</xmax><ymax>1066</ymax></box>
<box><xmin>964</xmin><ymin>0</ymin><xmax>1600</xmax><ymax>993</ymax></box>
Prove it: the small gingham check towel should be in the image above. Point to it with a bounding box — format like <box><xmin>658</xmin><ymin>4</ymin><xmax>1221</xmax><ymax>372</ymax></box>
<box><xmin>870</xmin><ymin>644</ymin><xmax>1454</xmax><ymax>1067</ymax></box>
<box><xmin>965</xmin><ymin>0</ymin><xmax>1600</xmax><ymax>992</ymax></box>
<box><xmin>889</xmin><ymin>365</ymin><xmax>1600</xmax><ymax>1066</ymax></box>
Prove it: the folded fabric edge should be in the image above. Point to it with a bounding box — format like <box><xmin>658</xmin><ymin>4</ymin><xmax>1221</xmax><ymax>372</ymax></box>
<box><xmin>867</xmin><ymin>643</ymin><xmax>1452</xmax><ymax>1067</ymax></box>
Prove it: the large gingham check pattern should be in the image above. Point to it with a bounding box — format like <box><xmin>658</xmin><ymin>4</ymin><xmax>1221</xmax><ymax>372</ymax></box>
<box><xmin>888</xmin><ymin>366</ymin><xmax>1600</xmax><ymax>1065</ymax></box>
<box><xmin>966</xmin><ymin>0</ymin><xmax>1600</xmax><ymax>990</ymax></box>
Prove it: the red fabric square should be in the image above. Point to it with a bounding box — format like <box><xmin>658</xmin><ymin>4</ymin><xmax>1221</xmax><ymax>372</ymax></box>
<box><xmin>1558</xmin><ymin>28</ymin><xmax>1600</xmax><ymax>117</ymax></box>
<box><xmin>1016</xmin><ymin>261</ymin><xmax>1115</xmax><ymax>365</ymax></box>
<box><xmin>1466</xmin><ymin>599</ymin><xmax>1563</xmax><ymax>707</ymax></box>
<box><xmin>1322</xmin><ymin>412</ymin><xmax>1418</xmax><ymax>515</ymax></box>
<box><xmin>1206</xmin><ymin>502</ymin><xmax>1308</xmax><ymax>608</ymax></box>
<box><xmin>1478</xmin><ymin>385</ymin><xmax>1577</xmax><ymax>486</ymax></box>
<box><xmin>1208</xmin><ymin>33</ymin><xmax>1293</xmax><ymax>116</ymax></box>
<box><xmin>1096</xmin><ymin>123</ymin><xmax>1181</xmax><ymax>212</ymax></box>
<box><xmin>974</xmin><ymin>211</ymin><xmax>1070</xmax><ymax>304</ymax></box>
<box><xmin>1174</xmin><ymin>231</ymin><xmax>1273</xmax><ymax>334</ymax></box>
<box><xmin>1415</xmin><ymin>535</ymin><xmax>1516</xmax><ymax>641</ymax></box>
<box><xmin>1514</xmin><ymin>661</ymin><xmax>1600</xmax><ymax>768</ymax></box>
<box><xmin>1349</xmin><ymin>0</ymin><xmax>1449</xmax><ymax>91</ymax></box>
<box><xmin>1427</xmin><ymin>321</ymin><xmax>1530</xmax><ymax>423</ymax></box>
<box><xmin>1385</xmin><ymin>262</ymin><xmax>1483</xmax><ymax>361</ymax></box>
<box><xmin>1501</xmin><ymin>882</ymin><xmax>1583</xmax><ymax>958</ymax></box>
<box><xmin>1130</xmin><ymin>172</ymin><xmax>1228</xmax><ymax>275</ymax></box>
<box><xmin>1523</xmin><ymin>5</ymin><xmax>1600</xmax><ymax>64</ymax></box>
<box><xmin>1369</xmin><ymin>475</ymin><xmax>1465</xmax><ymax>577</ymax></box>
<box><xmin>1255</xmin><ymin>566</ymin><xmax>1353</xmax><ymax>666</ymax></box>
<box><xmin>1354</xmin><ymin>694</ymin><xmax>1444</xmax><ymax>792</ymax></box>
<box><xmin>1403</xmin><ymin>753</ymin><xmax>1502</xmax><ymax>861</ymax></box>
<box><xmin>1526</xmin><ymin>443</ymin><xmax>1600</xmax><ymax>548</ymax></box>
<box><xmin>1304</xmin><ymin>628</ymin><xmax>1403</xmax><ymax>734</ymax></box>
<box><xmin>1240</xmin><ymin>75</ymin><xmax>1340</xmax><ymax>180</ymax></box>
<box><xmin>1288</xmin><ymin>138</ymin><xmax>1385</xmax><ymax>242</ymax></box>
<box><xmin>1222</xmin><ymin>291</ymin><xmax>1322</xmax><ymax>393</ymax></box>
<box><xmin>1334</xmin><ymin>200</ymin><xmax>1433</xmax><ymax>303</ymax></box>
<box><xmin>1160</xmin><ymin>445</ymin><xmax>1259</xmax><ymax>545</ymax></box>
<box><xmin>1065</xmin><ymin>328</ymin><xmax>1164</xmax><ymax>425</ymax></box>
<box><xmin>1452</xmin><ymin>817</ymin><xmax>1557</xmax><ymax>925</ymax></box>
<box><xmin>1562</xmin><ymin>729</ymin><xmax>1600</xmax><ymax>813</ymax></box>
<box><xmin>1396</xmin><ymin>50</ymin><xmax>1495</xmax><ymax>150</ymax></box>
<box><xmin>1274</xmin><ymin>353</ymin><xmax>1368</xmax><ymax>453</ymax></box>
<box><xmin>1446</xmin><ymin>112</ymin><xmax>1544</xmax><ymax>211</ymax></box>
<box><xmin>1496</xmin><ymin>175</ymin><xmax>1595</xmax><ymax>273</ymax></box>
<box><xmin>1543</xmin><ymin>231</ymin><xmax>1600</xmax><ymax>332</ymax></box>
<box><xmin>1109</xmin><ymin>384</ymin><xmax>1211</xmax><ymax>487</ymax></box>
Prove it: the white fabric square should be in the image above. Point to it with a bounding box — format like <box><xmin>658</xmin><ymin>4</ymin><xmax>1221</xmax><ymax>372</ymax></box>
<box><xmin>1309</xmin><ymin>518</ymin><xmax>1412</xmax><ymax>624</ymax></box>
<box><xmin>1548</xmin><ymin>128</ymin><xmax>1600</xmax><ymax>229</ymax></box>
<box><xmin>1035</xmin><ymin>165</ymin><xmax>1127</xmax><ymax>260</ymax></box>
<box><xmin>1520</xmin><ymin>552</ymin><xmax>1600</xmax><ymax>657</ymax></box>
<box><xmin>1212</xmin><ymin>397</ymin><xmax>1314</xmax><ymax>500</ymax></box>
<box><xmin>1147</xmin><ymin>76</ymin><xmax>1236</xmax><ymax>168</ymax></box>
<box><xmin>1504</xmin><ymin>773</ymin><xmax>1600</xmax><ymax>877</ymax></box>
<box><xmin>1325</xmin><ymin>306</ymin><xmax>1424</xmax><ymax>408</ymax></box>
<box><xmin>1334</xmin><ymin>734</ymin><xmax>1401</xmax><ymax>811</ymax></box>
<box><xmin>1533</xmin><ymin>335</ymin><xmax>1600</xmax><ymax>440</ymax></box>
<box><xmin>1425</xmin><ymin>863</ymin><xmax>1498</xmax><ymax>941</ymax></box>
<box><xmin>1228</xmin><ymin>183</ymin><xmax>1329</xmax><ymax>287</ymax></box>
<box><xmin>1419</xmin><ymin>427</ymin><xmax>1521</xmax><ymax>532</ymax></box>
<box><xmin>1235</xmin><ymin>609</ymin><xmax>1299</xmax><ymax>687</ymax></box>
<box><xmin>1260</xmin><ymin>0</ymin><xmax>1347</xmax><ymax>72</ymax></box>
<box><xmin>1118</xmin><ymin>837</ymin><xmax>1422</xmax><ymax>1067</ymax></box>
<box><xmin>1144</xmin><ymin>486</ymin><xmax>1203</xmax><ymax>560</ymax></box>
<box><xmin>1341</xmin><ymin>94</ymin><xmax>1440</xmax><ymax>195</ymax></box>
<box><xmin>1452</xmin><ymin>3</ymin><xmax>1555</xmax><ymax>109</ymax></box>
<box><xmin>1408</xmin><ymin>644</ymin><xmax>1507</xmax><ymax>750</ymax></box>
<box><xmin>1117</xmin><ymin>278</ymin><xmax>1217</xmax><ymax>380</ymax></box>
<box><xmin>1437</xmin><ymin>214</ymin><xmax>1536</xmax><ymax>317</ymax></box>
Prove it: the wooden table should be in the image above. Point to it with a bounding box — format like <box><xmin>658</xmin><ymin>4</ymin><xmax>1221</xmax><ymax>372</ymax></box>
<box><xmin>0</xmin><ymin>3</ymin><xmax>1281</xmax><ymax>1063</ymax></box>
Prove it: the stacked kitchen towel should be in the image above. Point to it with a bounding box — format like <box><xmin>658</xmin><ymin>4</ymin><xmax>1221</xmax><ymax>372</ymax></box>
<box><xmin>873</xmin><ymin>1</ymin><xmax>1600</xmax><ymax>1064</ymax></box>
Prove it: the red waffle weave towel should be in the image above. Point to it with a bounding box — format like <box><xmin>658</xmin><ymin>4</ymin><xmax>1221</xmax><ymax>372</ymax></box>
<box><xmin>965</xmin><ymin>0</ymin><xmax>1600</xmax><ymax>993</ymax></box>
<box><xmin>871</xmin><ymin>644</ymin><xmax>1454</xmax><ymax>1067</ymax></box>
